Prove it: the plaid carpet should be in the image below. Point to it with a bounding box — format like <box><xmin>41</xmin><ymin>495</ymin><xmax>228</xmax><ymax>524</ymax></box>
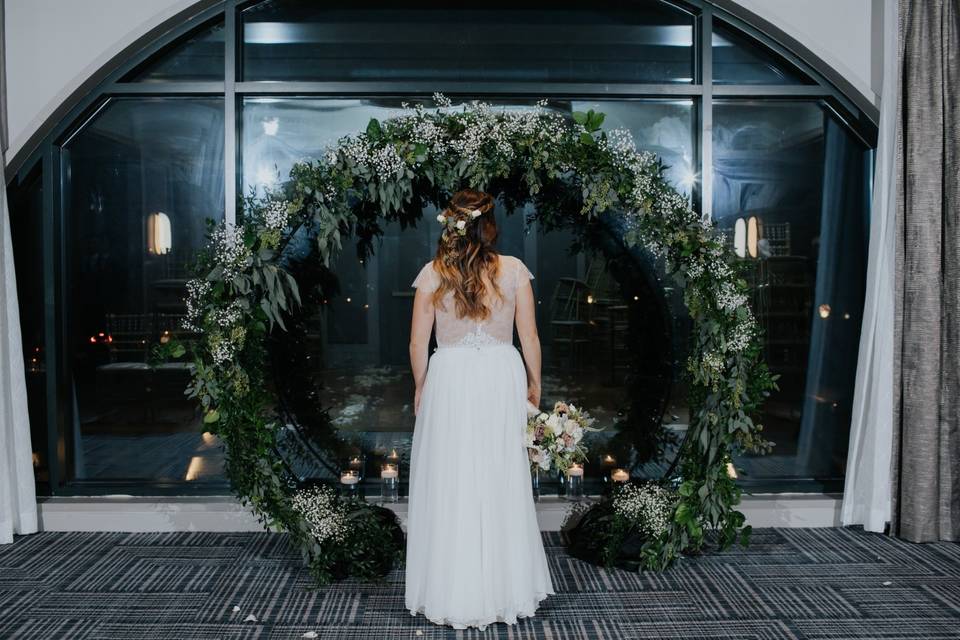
<box><xmin>0</xmin><ymin>528</ymin><xmax>958</xmax><ymax>639</ymax></box>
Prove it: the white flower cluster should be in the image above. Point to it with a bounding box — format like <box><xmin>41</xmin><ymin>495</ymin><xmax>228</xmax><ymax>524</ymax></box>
<box><xmin>715</xmin><ymin>281</ymin><xmax>748</xmax><ymax>313</ymax></box>
<box><xmin>213</xmin><ymin>299</ymin><xmax>244</xmax><ymax>329</ymax></box>
<box><xmin>341</xmin><ymin>136</ymin><xmax>407</xmax><ymax>182</ymax></box>
<box><xmin>211</xmin><ymin>224</ymin><xmax>249</xmax><ymax>280</ymax></box>
<box><xmin>182</xmin><ymin>278</ymin><xmax>211</xmax><ymax>332</ymax></box>
<box><xmin>726</xmin><ymin>310</ymin><xmax>756</xmax><ymax>353</ymax></box>
<box><xmin>209</xmin><ymin>337</ymin><xmax>236</xmax><ymax>367</ymax></box>
<box><xmin>702</xmin><ymin>350</ymin><xmax>725</xmax><ymax>374</ymax></box>
<box><xmin>291</xmin><ymin>484</ymin><xmax>348</xmax><ymax>545</ymax></box>
<box><xmin>263</xmin><ymin>199</ymin><xmax>291</xmax><ymax>231</ymax></box>
<box><xmin>612</xmin><ymin>482</ymin><xmax>676</xmax><ymax>539</ymax></box>
<box><xmin>685</xmin><ymin>261</ymin><xmax>704</xmax><ymax>282</ymax></box>
<box><xmin>432</xmin><ymin>91</ymin><xmax>452</xmax><ymax>108</ymax></box>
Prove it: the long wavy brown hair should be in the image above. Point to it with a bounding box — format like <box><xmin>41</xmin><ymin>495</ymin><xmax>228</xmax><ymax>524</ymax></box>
<box><xmin>430</xmin><ymin>188</ymin><xmax>503</xmax><ymax>320</ymax></box>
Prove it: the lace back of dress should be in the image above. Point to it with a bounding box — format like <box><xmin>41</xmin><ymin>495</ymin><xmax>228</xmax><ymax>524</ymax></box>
<box><xmin>417</xmin><ymin>256</ymin><xmax>531</xmax><ymax>349</ymax></box>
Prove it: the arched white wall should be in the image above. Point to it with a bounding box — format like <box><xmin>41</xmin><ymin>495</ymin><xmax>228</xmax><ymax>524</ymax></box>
<box><xmin>4</xmin><ymin>0</ymin><xmax>193</xmax><ymax>159</ymax></box>
<box><xmin>729</xmin><ymin>0</ymin><xmax>880</xmax><ymax>111</ymax></box>
<box><xmin>3</xmin><ymin>0</ymin><xmax>881</xmax><ymax>163</ymax></box>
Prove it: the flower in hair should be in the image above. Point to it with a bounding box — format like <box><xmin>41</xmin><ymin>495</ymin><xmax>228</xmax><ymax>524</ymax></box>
<box><xmin>470</xmin><ymin>208</ymin><xmax>482</xmax><ymax>218</ymax></box>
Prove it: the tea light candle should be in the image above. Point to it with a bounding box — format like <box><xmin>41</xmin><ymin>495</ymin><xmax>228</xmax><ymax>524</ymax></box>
<box><xmin>611</xmin><ymin>468</ymin><xmax>629</xmax><ymax>483</ymax></box>
<box><xmin>381</xmin><ymin>464</ymin><xmax>398</xmax><ymax>479</ymax></box>
<box><xmin>567</xmin><ymin>464</ymin><xmax>584</xmax><ymax>477</ymax></box>
<box><xmin>601</xmin><ymin>454</ymin><xmax>616</xmax><ymax>467</ymax></box>
<box><xmin>340</xmin><ymin>471</ymin><xmax>359</xmax><ymax>485</ymax></box>
<box><xmin>348</xmin><ymin>456</ymin><xmax>362</xmax><ymax>470</ymax></box>
<box><xmin>387</xmin><ymin>449</ymin><xmax>400</xmax><ymax>461</ymax></box>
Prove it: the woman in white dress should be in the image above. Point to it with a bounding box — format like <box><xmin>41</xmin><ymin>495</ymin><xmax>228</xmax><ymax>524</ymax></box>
<box><xmin>404</xmin><ymin>188</ymin><xmax>556</xmax><ymax>630</ymax></box>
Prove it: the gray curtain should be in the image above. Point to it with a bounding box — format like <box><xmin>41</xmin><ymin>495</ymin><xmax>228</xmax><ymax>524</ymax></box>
<box><xmin>0</xmin><ymin>0</ymin><xmax>40</xmax><ymax>544</ymax></box>
<box><xmin>893</xmin><ymin>0</ymin><xmax>960</xmax><ymax>543</ymax></box>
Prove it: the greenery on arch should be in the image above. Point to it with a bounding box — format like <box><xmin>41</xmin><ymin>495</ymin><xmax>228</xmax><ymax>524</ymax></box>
<box><xmin>182</xmin><ymin>94</ymin><xmax>776</xmax><ymax>582</ymax></box>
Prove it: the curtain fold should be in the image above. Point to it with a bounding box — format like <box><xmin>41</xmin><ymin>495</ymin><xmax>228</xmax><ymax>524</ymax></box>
<box><xmin>0</xmin><ymin>0</ymin><xmax>40</xmax><ymax>545</ymax></box>
<box><xmin>841</xmin><ymin>0</ymin><xmax>898</xmax><ymax>533</ymax></box>
<box><xmin>892</xmin><ymin>0</ymin><xmax>960</xmax><ymax>543</ymax></box>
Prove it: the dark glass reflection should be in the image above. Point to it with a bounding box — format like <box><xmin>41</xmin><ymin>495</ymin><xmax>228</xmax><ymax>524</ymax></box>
<box><xmin>123</xmin><ymin>20</ymin><xmax>225</xmax><ymax>82</ymax></box>
<box><xmin>241</xmin><ymin>1</ymin><xmax>694</xmax><ymax>83</ymax></box>
<box><xmin>712</xmin><ymin>20</ymin><xmax>814</xmax><ymax>85</ymax></box>
<box><xmin>243</xmin><ymin>97</ymin><xmax>696</xmax><ymax>489</ymax></box>
<box><xmin>61</xmin><ymin>98</ymin><xmax>226</xmax><ymax>483</ymax></box>
<box><xmin>713</xmin><ymin>101</ymin><xmax>869</xmax><ymax>483</ymax></box>
<box><xmin>7</xmin><ymin>165</ymin><xmax>49</xmax><ymax>489</ymax></box>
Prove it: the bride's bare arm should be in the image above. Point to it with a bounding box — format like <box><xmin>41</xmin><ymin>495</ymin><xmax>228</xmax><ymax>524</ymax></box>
<box><xmin>515</xmin><ymin>277</ymin><xmax>541</xmax><ymax>407</ymax></box>
<box><xmin>409</xmin><ymin>287</ymin><xmax>435</xmax><ymax>415</ymax></box>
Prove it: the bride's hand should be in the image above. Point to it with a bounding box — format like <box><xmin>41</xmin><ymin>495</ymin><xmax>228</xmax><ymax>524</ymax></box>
<box><xmin>527</xmin><ymin>381</ymin><xmax>541</xmax><ymax>408</ymax></box>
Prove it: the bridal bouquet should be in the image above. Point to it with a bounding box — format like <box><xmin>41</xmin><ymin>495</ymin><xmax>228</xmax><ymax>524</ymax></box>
<box><xmin>526</xmin><ymin>401</ymin><xmax>600</xmax><ymax>474</ymax></box>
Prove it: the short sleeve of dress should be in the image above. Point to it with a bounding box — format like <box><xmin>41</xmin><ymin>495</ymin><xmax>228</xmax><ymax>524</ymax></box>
<box><xmin>412</xmin><ymin>261</ymin><xmax>438</xmax><ymax>293</ymax></box>
<box><xmin>515</xmin><ymin>257</ymin><xmax>535</xmax><ymax>287</ymax></box>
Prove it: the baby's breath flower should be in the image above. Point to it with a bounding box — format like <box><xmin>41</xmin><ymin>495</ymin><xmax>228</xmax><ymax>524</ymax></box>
<box><xmin>612</xmin><ymin>482</ymin><xmax>676</xmax><ymax>539</ymax></box>
<box><xmin>291</xmin><ymin>485</ymin><xmax>348</xmax><ymax>545</ymax></box>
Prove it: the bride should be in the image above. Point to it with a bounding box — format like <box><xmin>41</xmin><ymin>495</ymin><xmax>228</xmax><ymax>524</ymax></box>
<box><xmin>404</xmin><ymin>188</ymin><xmax>556</xmax><ymax>630</ymax></box>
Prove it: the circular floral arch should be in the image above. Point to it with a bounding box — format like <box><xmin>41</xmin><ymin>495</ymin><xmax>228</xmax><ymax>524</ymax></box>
<box><xmin>184</xmin><ymin>94</ymin><xmax>775</xmax><ymax>579</ymax></box>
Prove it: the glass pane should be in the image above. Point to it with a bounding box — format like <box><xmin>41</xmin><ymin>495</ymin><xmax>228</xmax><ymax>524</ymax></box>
<box><xmin>712</xmin><ymin>20</ymin><xmax>814</xmax><ymax>85</ymax></box>
<box><xmin>122</xmin><ymin>20</ymin><xmax>225</xmax><ymax>82</ymax></box>
<box><xmin>241</xmin><ymin>1</ymin><xmax>694</xmax><ymax>83</ymax></box>
<box><xmin>61</xmin><ymin>97</ymin><xmax>226</xmax><ymax>484</ymax></box>
<box><xmin>713</xmin><ymin>101</ymin><xmax>869</xmax><ymax>485</ymax></box>
<box><xmin>243</xmin><ymin>97</ymin><xmax>696</xmax><ymax>490</ymax></box>
<box><xmin>8</xmin><ymin>166</ymin><xmax>49</xmax><ymax>491</ymax></box>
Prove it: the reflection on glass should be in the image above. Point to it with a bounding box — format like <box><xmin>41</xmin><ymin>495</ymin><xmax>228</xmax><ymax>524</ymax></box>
<box><xmin>123</xmin><ymin>20</ymin><xmax>225</xmax><ymax>82</ymax></box>
<box><xmin>713</xmin><ymin>101</ymin><xmax>869</xmax><ymax>483</ymax></box>
<box><xmin>244</xmin><ymin>97</ymin><xmax>696</xmax><ymax>488</ymax></box>
<box><xmin>8</xmin><ymin>166</ymin><xmax>49</xmax><ymax>489</ymax></box>
<box><xmin>241</xmin><ymin>1</ymin><xmax>694</xmax><ymax>83</ymax></box>
<box><xmin>712</xmin><ymin>20</ymin><xmax>814</xmax><ymax>85</ymax></box>
<box><xmin>61</xmin><ymin>98</ymin><xmax>226</xmax><ymax>483</ymax></box>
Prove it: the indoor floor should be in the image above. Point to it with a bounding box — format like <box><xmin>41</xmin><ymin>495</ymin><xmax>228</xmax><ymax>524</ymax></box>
<box><xmin>1</xmin><ymin>527</ymin><xmax>957</xmax><ymax>639</ymax></box>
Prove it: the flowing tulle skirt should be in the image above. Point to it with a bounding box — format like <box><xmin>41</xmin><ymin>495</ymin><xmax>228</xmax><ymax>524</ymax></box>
<box><xmin>404</xmin><ymin>343</ymin><xmax>555</xmax><ymax>630</ymax></box>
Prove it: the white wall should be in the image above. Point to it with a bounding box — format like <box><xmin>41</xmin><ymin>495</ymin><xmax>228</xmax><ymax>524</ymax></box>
<box><xmin>4</xmin><ymin>0</ymin><xmax>192</xmax><ymax>159</ymax></box>
<box><xmin>3</xmin><ymin>0</ymin><xmax>881</xmax><ymax>164</ymax></box>
<box><xmin>729</xmin><ymin>0</ymin><xmax>880</xmax><ymax>106</ymax></box>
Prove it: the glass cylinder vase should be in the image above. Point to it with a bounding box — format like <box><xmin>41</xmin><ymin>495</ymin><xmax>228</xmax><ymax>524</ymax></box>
<box><xmin>531</xmin><ymin>466</ymin><xmax>541</xmax><ymax>502</ymax></box>
<box><xmin>380</xmin><ymin>464</ymin><xmax>399</xmax><ymax>503</ymax></box>
<box><xmin>565</xmin><ymin>463</ymin><xmax>584</xmax><ymax>501</ymax></box>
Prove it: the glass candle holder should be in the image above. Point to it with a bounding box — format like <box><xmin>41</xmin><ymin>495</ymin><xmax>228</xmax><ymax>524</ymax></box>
<box><xmin>531</xmin><ymin>466</ymin><xmax>541</xmax><ymax>502</ymax></box>
<box><xmin>347</xmin><ymin>454</ymin><xmax>365</xmax><ymax>481</ymax></box>
<box><xmin>565</xmin><ymin>463</ymin><xmax>584</xmax><ymax>501</ymax></box>
<box><xmin>339</xmin><ymin>470</ymin><xmax>360</xmax><ymax>498</ymax></box>
<box><xmin>611</xmin><ymin>467</ymin><xmax>630</xmax><ymax>484</ymax></box>
<box><xmin>600</xmin><ymin>454</ymin><xmax>616</xmax><ymax>484</ymax></box>
<box><xmin>380</xmin><ymin>463</ymin><xmax>399</xmax><ymax>503</ymax></box>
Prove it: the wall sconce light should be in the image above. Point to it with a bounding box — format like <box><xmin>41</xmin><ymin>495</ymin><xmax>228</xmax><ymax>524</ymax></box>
<box><xmin>733</xmin><ymin>218</ymin><xmax>746</xmax><ymax>258</ymax></box>
<box><xmin>747</xmin><ymin>216</ymin><xmax>759</xmax><ymax>259</ymax></box>
<box><xmin>818</xmin><ymin>304</ymin><xmax>831</xmax><ymax>319</ymax></box>
<box><xmin>147</xmin><ymin>211</ymin><xmax>172</xmax><ymax>255</ymax></box>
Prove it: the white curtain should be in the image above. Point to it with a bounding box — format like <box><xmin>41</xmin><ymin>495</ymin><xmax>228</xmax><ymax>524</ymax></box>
<box><xmin>841</xmin><ymin>0</ymin><xmax>898</xmax><ymax>532</ymax></box>
<box><xmin>1</xmin><ymin>0</ymin><xmax>39</xmax><ymax>545</ymax></box>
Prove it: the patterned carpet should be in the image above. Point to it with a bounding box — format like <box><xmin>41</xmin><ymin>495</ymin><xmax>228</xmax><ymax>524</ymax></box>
<box><xmin>1</xmin><ymin>528</ymin><xmax>958</xmax><ymax>639</ymax></box>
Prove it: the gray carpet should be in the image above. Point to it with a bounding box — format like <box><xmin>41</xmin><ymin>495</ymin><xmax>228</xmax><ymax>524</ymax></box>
<box><xmin>0</xmin><ymin>528</ymin><xmax>958</xmax><ymax>639</ymax></box>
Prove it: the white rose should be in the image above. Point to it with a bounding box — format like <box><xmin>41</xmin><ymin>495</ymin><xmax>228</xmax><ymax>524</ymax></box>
<box><xmin>538</xmin><ymin>413</ymin><xmax>549</xmax><ymax>422</ymax></box>
<box><xmin>470</xmin><ymin>208</ymin><xmax>482</xmax><ymax>218</ymax></box>
<box><xmin>563</xmin><ymin>419</ymin><xmax>577</xmax><ymax>435</ymax></box>
<box><xmin>455</xmin><ymin>219</ymin><xmax>467</xmax><ymax>231</ymax></box>
<box><xmin>436</xmin><ymin>213</ymin><xmax>446</xmax><ymax>223</ymax></box>
<box><xmin>546</xmin><ymin>414</ymin><xmax>562</xmax><ymax>435</ymax></box>
<box><xmin>572</xmin><ymin>425</ymin><xmax>584</xmax><ymax>442</ymax></box>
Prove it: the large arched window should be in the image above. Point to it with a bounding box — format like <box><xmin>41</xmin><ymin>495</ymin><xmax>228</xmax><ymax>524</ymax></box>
<box><xmin>6</xmin><ymin>0</ymin><xmax>875</xmax><ymax>495</ymax></box>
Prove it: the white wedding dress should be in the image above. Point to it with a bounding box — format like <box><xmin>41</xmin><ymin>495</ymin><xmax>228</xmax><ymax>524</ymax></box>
<box><xmin>404</xmin><ymin>254</ymin><xmax>555</xmax><ymax>630</ymax></box>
